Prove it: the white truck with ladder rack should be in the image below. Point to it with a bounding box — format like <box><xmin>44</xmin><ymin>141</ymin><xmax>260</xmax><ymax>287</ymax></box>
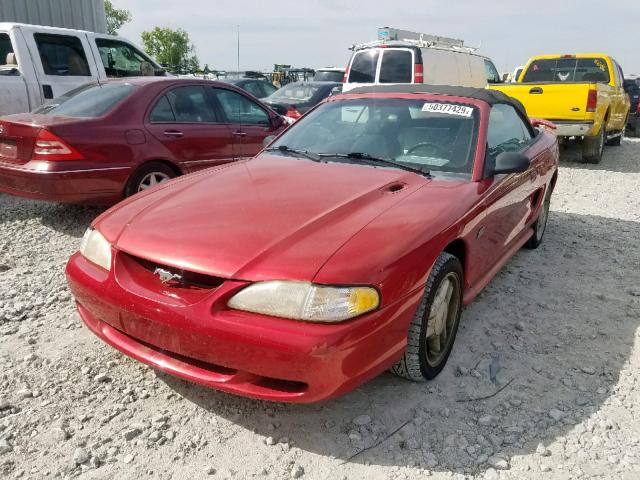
<box><xmin>342</xmin><ymin>27</ymin><xmax>502</xmax><ymax>92</ymax></box>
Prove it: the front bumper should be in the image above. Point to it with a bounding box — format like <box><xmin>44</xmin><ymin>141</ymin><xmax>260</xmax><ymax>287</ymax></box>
<box><xmin>0</xmin><ymin>160</ymin><xmax>131</xmax><ymax>204</ymax></box>
<box><xmin>65</xmin><ymin>252</ymin><xmax>421</xmax><ymax>403</ymax></box>
<box><xmin>552</xmin><ymin>121</ymin><xmax>595</xmax><ymax>138</ymax></box>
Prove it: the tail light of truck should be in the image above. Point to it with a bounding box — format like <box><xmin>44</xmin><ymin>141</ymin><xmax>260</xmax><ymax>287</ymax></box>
<box><xmin>285</xmin><ymin>106</ymin><xmax>302</xmax><ymax>121</ymax></box>
<box><xmin>414</xmin><ymin>63</ymin><xmax>424</xmax><ymax>83</ymax></box>
<box><xmin>586</xmin><ymin>89</ymin><xmax>598</xmax><ymax>113</ymax></box>
<box><xmin>343</xmin><ymin>64</ymin><xmax>350</xmax><ymax>83</ymax></box>
<box><xmin>32</xmin><ymin>129</ymin><xmax>84</xmax><ymax>161</ymax></box>
<box><xmin>637</xmin><ymin>100</ymin><xmax>640</xmax><ymax>114</ymax></box>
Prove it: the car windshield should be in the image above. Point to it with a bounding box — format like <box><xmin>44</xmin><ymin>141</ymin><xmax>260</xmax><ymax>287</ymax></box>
<box><xmin>268</xmin><ymin>98</ymin><xmax>479</xmax><ymax>178</ymax></box>
<box><xmin>33</xmin><ymin>82</ymin><xmax>135</xmax><ymax>117</ymax></box>
<box><xmin>269</xmin><ymin>83</ymin><xmax>321</xmax><ymax>102</ymax></box>
<box><xmin>522</xmin><ymin>58</ymin><xmax>611</xmax><ymax>83</ymax></box>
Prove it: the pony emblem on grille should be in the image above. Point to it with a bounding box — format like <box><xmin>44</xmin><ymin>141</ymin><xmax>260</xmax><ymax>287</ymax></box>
<box><xmin>154</xmin><ymin>267</ymin><xmax>182</xmax><ymax>284</ymax></box>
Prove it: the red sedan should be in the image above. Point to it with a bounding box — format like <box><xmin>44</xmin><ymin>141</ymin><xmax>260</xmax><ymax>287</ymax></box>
<box><xmin>0</xmin><ymin>78</ymin><xmax>286</xmax><ymax>204</ymax></box>
<box><xmin>66</xmin><ymin>85</ymin><xmax>559</xmax><ymax>403</ymax></box>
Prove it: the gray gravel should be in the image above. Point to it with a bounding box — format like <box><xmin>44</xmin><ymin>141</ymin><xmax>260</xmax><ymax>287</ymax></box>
<box><xmin>1</xmin><ymin>138</ymin><xmax>639</xmax><ymax>479</ymax></box>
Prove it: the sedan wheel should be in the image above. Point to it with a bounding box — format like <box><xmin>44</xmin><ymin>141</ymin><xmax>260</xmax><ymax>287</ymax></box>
<box><xmin>125</xmin><ymin>162</ymin><xmax>178</xmax><ymax>198</ymax></box>
<box><xmin>392</xmin><ymin>252</ymin><xmax>463</xmax><ymax>381</ymax></box>
<box><xmin>138</xmin><ymin>172</ymin><xmax>171</xmax><ymax>192</ymax></box>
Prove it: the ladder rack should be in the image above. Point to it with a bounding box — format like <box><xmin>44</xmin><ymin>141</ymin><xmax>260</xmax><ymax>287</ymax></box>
<box><xmin>350</xmin><ymin>27</ymin><xmax>477</xmax><ymax>53</ymax></box>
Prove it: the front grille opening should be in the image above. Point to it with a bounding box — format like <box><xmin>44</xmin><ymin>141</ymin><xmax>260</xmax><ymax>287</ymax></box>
<box><xmin>255</xmin><ymin>377</ymin><xmax>308</xmax><ymax>394</ymax></box>
<box><xmin>135</xmin><ymin>335</ymin><xmax>308</xmax><ymax>394</ymax></box>
<box><xmin>128</xmin><ymin>254</ymin><xmax>225</xmax><ymax>290</ymax></box>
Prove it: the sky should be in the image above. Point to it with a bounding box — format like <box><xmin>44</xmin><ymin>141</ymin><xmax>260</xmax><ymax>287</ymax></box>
<box><xmin>118</xmin><ymin>0</ymin><xmax>640</xmax><ymax>76</ymax></box>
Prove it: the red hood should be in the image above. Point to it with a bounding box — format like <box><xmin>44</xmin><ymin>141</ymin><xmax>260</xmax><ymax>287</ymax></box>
<box><xmin>96</xmin><ymin>156</ymin><xmax>430</xmax><ymax>281</ymax></box>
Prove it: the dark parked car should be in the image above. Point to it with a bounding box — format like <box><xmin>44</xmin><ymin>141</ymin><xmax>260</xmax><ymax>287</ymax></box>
<box><xmin>624</xmin><ymin>78</ymin><xmax>640</xmax><ymax>137</ymax></box>
<box><xmin>313</xmin><ymin>67</ymin><xmax>346</xmax><ymax>83</ymax></box>
<box><xmin>221</xmin><ymin>77</ymin><xmax>278</xmax><ymax>99</ymax></box>
<box><xmin>263</xmin><ymin>81</ymin><xmax>342</xmax><ymax>120</ymax></box>
<box><xmin>0</xmin><ymin>78</ymin><xmax>286</xmax><ymax>204</ymax></box>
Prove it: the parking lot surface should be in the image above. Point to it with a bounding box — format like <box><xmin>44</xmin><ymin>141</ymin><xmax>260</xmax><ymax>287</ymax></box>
<box><xmin>1</xmin><ymin>140</ymin><xmax>639</xmax><ymax>479</ymax></box>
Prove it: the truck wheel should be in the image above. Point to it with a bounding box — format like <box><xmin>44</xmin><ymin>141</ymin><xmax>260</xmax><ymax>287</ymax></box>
<box><xmin>391</xmin><ymin>252</ymin><xmax>463</xmax><ymax>381</ymax></box>
<box><xmin>582</xmin><ymin>126</ymin><xmax>605</xmax><ymax>164</ymax></box>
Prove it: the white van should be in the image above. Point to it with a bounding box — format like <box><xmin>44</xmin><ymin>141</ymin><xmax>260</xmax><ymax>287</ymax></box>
<box><xmin>342</xmin><ymin>28</ymin><xmax>502</xmax><ymax>92</ymax></box>
<box><xmin>0</xmin><ymin>23</ymin><xmax>164</xmax><ymax>115</ymax></box>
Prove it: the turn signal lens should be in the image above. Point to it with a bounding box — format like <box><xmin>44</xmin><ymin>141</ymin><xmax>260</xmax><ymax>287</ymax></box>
<box><xmin>227</xmin><ymin>281</ymin><xmax>380</xmax><ymax>323</ymax></box>
<box><xmin>32</xmin><ymin>129</ymin><xmax>84</xmax><ymax>161</ymax></box>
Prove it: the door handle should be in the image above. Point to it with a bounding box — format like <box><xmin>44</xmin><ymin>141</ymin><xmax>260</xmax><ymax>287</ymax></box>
<box><xmin>529</xmin><ymin>87</ymin><xmax>543</xmax><ymax>94</ymax></box>
<box><xmin>163</xmin><ymin>130</ymin><xmax>184</xmax><ymax>138</ymax></box>
<box><xmin>232</xmin><ymin>131</ymin><xmax>247</xmax><ymax>137</ymax></box>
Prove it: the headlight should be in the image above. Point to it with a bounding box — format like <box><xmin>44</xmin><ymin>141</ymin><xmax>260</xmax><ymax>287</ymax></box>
<box><xmin>227</xmin><ymin>281</ymin><xmax>379</xmax><ymax>323</ymax></box>
<box><xmin>79</xmin><ymin>228</ymin><xmax>112</xmax><ymax>271</ymax></box>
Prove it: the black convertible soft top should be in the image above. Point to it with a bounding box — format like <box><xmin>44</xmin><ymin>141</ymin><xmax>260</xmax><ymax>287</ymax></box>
<box><xmin>345</xmin><ymin>84</ymin><xmax>529</xmax><ymax>117</ymax></box>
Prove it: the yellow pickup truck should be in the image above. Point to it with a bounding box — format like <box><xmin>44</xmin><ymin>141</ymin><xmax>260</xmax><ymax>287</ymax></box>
<box><xmin>490</xmin><ymin>54</ymin><xmax>630</xmax><ymax>163</ymax></box>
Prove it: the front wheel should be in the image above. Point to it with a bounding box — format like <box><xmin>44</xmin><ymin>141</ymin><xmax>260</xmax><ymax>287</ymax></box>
<box><xmin>391</xmin><ymin>252</ymin><xmax>463</xmax><ymax>381</ymax></box>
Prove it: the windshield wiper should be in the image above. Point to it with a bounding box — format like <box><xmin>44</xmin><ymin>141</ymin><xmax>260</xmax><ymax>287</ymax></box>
<box><xmin>264</xmin><ymin>145</ymin><xmax>320</xmax><ymax>162</ymax></box>
<box><xmin>317</xmin><ymin>152</ymin><xmax>431</xmax><ymax>177</ymax></box>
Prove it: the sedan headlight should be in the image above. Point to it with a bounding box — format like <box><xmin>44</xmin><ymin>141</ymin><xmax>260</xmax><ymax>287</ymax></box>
<box><xmin>79</xmin><ymin>228</ymin><xmax>112</xmax><ymax>271</ymax></box>
<box><xmin>227</xmin><ymin>281</ymin><xmax>379</xmax><ymax>323</ymax></box>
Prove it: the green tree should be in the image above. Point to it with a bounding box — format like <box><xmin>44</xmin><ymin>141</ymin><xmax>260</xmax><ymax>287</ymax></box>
<box><xmin>141</xmin><ymin>27</ymin><xmax>199</xmax><ymax>74</ymax></box>
<box><xmin>104</xmin><ymin>0</ymin><xmax>132</xmax><ymax>35</ymax></box>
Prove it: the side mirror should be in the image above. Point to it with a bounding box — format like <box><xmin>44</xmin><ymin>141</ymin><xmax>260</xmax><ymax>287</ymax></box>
<box><xmin>492</xmin><ymin>151</ymin><xmax>530</xmax><ymax>175</ymax></box>
<box><xmin>262</xmin><ymin>135</ymin><xmax>276</xmax><ymax>148</ymax></box>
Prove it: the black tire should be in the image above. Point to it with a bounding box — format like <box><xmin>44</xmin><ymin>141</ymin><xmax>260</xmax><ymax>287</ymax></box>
<box><xmin>525</xmin><ymin>188</ymin><xmax>551</xmax><ymax>249</ymax></box>
<box><xmin>606</xmin><ymin>126</ymin><xmax>624</xmax><ymax>146</ymax></box>
<box><xmin>391</xmin><ymin>252</ymin><xmax>463</xmax><ymax>381</ymax></box>
<box><xmin>581</xmin><ymin>126</ymin><xmax>605</xmax><ymax>164</ymax></box>
<box><xmin>125</xmin><ymin>162</ymin><xmax>177</xmax><ymax>198</ymax></box>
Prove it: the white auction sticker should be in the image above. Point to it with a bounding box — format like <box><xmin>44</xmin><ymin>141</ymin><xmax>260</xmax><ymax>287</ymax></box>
<box><xmin>421</xmin><ymin>103</ymin><xmax>474</xmax><ymax>117</ymax></box>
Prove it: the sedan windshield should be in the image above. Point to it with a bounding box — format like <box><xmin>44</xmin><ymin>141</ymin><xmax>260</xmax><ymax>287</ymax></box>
<box><xmin>33</xmin><ymin>83</ymin><xmax>135</xmax><ymax>117</ymax></box>
<box><xmin>269</xmin><ymin>98</ymin><xmax>479</xmax><ymax>177</ymax></box>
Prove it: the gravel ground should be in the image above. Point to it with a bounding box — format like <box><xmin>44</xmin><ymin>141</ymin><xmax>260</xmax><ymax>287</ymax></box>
<box><xmin>1</xmin><ymin>139</ymin><xmax>639</xmax><ymax>480</ymax></box>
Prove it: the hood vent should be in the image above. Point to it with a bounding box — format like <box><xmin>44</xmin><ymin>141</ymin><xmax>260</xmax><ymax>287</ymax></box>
<box><xmin>385</xmin><ymin>182</ymin><xmax>406</xmax><ymax>193</ymax></box>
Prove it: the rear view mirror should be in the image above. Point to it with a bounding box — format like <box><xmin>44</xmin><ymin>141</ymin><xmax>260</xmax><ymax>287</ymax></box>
<box><xmin>492</xmin><ymin>152</ymin><xmax>530</xmax><ymax>175</ymax></box>
<box><xmin>262</xmin><ymin>135</ymin><xmax>276</xmax><ymax>148</ymax></box>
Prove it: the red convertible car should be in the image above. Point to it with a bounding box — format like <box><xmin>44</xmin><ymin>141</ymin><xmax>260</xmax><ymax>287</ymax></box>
<box><xmin>0</xmin><ymin>78</ymin><xmax>286</xmax><ymax>204</ymax></box>
<box><xmin>66</xmin><ymin>85</ymin><xmax>559</xmax><ymax>403</ymax></box>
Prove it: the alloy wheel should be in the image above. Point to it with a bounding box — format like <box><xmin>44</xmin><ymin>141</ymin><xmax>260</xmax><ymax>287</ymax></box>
<box><xmin>138</xmin><ymin>172</ymin><xmax>171</xmax><ymax>192</ymax></box>
<box><xmin>424</xmin><ymin>272</ymin><xmax>461</xmax><ymax>367</ymax></box>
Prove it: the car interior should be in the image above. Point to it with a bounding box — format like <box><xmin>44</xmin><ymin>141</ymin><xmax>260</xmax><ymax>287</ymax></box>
<box><xmin>288</xmin><ymin>102</ymin><xmax>477</xmax><ymax>174</ymax></box>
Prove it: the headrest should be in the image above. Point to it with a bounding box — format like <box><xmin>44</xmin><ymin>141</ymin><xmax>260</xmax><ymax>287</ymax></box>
<box><xmin>6</xmin><ymin>53</ymin><xmax>17</xmax><ymax>65</ymax></box>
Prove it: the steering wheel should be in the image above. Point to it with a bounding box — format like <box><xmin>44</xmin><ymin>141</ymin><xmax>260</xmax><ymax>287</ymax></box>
<box><xmin>405</xmin><ymin>142</ymin><xmax>448</xmax><ymax>157</ymax></box>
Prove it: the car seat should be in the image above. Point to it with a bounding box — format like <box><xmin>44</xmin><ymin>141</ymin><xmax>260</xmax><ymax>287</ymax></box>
<box><xmin>351</xmin><ymin>115</ymin><xmax>403</xmax><ymax>159</ymax></box>
<box><xmin>173</xmin><ymin>95</ymin><xmax>199</xmax><ymax>122</ymax></box>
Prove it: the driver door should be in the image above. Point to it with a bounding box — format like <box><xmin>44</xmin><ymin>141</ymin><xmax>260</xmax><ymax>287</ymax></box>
<box><xmin>477</xmin><ymin>104</ymin><xmax>538</xmax><ymax>273</ymax></box>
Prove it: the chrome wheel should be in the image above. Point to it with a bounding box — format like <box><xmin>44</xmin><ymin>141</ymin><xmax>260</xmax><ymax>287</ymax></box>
<box><xmin>138</xmin><ymin>172</ymin><xmax>171</xmax><ymax>192</ymax></box>
<box><xmin>425</xmin><ymin>272</ymin><xmax>461</xmax><ymax>367</ymax></box>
